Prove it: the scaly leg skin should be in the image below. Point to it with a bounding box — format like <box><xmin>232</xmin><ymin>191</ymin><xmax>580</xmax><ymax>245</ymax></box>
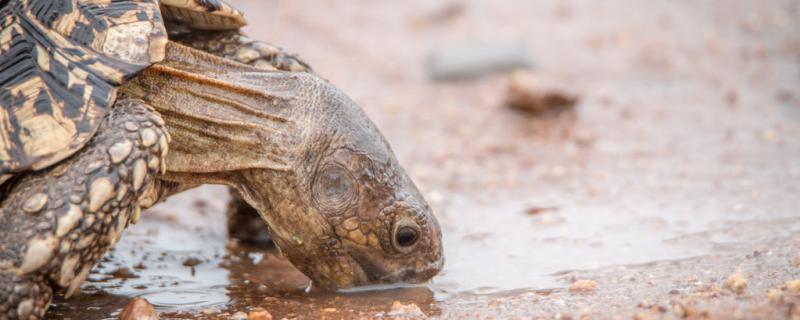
<box><xmin>0</xmin><ymin>97</ymin><xmax>168</xmax><ymax>319</ymax></box>
<box><xmin>172</xmin><ymin>31</ymin><xmax>313</xmax><ymax>73</ymax></box>
<box><xmin>226</xmin><ymin>190</ymin><xmax>272</xmax><ymax>246</ymax></box>
<box><xmin>177</xmin><ymin>31</ymin><xmax>313</xmax><ymax>246</ymax></box>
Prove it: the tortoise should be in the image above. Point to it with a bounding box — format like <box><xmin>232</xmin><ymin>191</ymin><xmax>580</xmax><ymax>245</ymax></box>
<box><xmin>0</xmin><ymin>0</ymin><xmax>444</xmax><ymax>318</ymax></box>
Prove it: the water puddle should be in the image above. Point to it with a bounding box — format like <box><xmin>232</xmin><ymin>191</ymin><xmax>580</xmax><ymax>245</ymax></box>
<box><xmin>435</xmin><ymin>197</ymin><xmax>800</xmax><ymax>294</ymax></box>
<box><xmin>47</xmin><ymin>180</ymin><xmax>800</xmax><ymax>319</ymax></box>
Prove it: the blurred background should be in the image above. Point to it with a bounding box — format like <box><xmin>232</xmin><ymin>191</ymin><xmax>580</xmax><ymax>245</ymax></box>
<box><xmin>51</xmin><ymin>0</ymin><xmax>799</xmax><ymax>319</ymax></box>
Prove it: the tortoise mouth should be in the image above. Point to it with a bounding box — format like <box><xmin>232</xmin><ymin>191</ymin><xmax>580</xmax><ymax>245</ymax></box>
<box><xmin>313</xmin><ymin>257</ymin><xmax>371</xmax><ymax>290</ymax></box>
<box><xmin>286</xmin><ymin>238</ymin><xmax>372</xmax><ymax>290</ymax></box>
<box><xmin>345</xmin><ymin>243</ymin><xmax>443</xmax><ymax>287</ymax></box>
<box><xmin>349</xmin><ymin>255</ymin><xmax>372</xmax><ymax>287</ymax></box>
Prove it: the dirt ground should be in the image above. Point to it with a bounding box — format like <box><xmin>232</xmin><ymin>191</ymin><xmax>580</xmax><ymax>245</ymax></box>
<box><xmin>48</xmin><ymin>0</ymin><xmax>800</xmax><ymax>319</ymax></box>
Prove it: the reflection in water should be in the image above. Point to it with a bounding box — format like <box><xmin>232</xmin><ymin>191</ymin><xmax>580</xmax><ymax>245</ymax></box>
<box><xmin>46</xmin><ymin>177</ymin><xmax>800</xmax><ymax>319</ymax></box>
<box><xmin>224</xmin><ymin>244</ymin><xmax>440</xmax><ymax>318</ymax></box>
<box><xmin>47</xmin><ymin>201</ymin><xmax>232</xmax><ymax>319</ymax></box>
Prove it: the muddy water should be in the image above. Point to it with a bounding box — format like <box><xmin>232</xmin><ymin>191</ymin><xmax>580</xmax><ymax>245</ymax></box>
<box><xmin>48</xmin><ymin>187</ymin><xmax>446</xmax><ymax>319</ymax></box>
<box><xmin>48</xmin><ymin>0</ymin><xmax>800</xmax><ymax>318</ymax></box>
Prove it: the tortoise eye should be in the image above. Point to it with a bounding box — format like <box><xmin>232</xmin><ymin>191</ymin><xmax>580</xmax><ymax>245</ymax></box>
<box><xmin>395</xmin><ymin>226</ymin><xmax>418</xmax><ymax>247</ymax></box>
<box><xmin>392</xmin><ymin>219</ymin><xmax>421</xmax><ymax>253</ymax></box>
<box><xmin>312</xmin><ymin>163</ymin><xmax>357</xmax><ymax>213</ymax></box>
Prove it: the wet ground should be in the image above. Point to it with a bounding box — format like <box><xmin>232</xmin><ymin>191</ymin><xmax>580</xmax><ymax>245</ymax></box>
<box><xmin>48</xmin><ymin>0</ymin><xmax>800</xmax><ymax>319</ymax></box>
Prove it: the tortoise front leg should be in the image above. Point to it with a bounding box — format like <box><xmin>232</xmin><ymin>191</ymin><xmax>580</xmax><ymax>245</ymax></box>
<box><xmin>0</xmin><ymin>98</ymin><xmax>168</xmax><ymax>319</ymax></box>
<box><xmin>173</xmin><ymin>31</ymin><xmax>313</xmax><ymax>73</ymax></box>
<box><xmin>226</xmin><ymin>190</ymin><xmax>272</xmax><ymax>246</ymax></box>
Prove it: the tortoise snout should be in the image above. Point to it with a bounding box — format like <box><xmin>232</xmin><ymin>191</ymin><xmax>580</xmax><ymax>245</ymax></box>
<box><xmin>346</xmin><ymin>200</ymin><xmax>444</xmax><ymax>286</ymax></box>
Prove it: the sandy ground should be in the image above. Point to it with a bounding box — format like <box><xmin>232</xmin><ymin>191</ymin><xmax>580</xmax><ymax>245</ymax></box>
<box><xmin>48</xmin><ymin>0</ymin><xmax>800</xmax><ymax>319</ymax></box>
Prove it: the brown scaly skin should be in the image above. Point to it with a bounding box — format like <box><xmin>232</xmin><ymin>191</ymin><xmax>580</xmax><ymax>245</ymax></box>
<box><xmin>174</xmin><ymin>31</ymin><xmax>314</xmax><ymax>246</ymax></box>
<box><xmin>121</xmin><ymin>41</ymin><xmax>443</xmax><ymax>289</ymax></box>
<box><xmin>0</xmin><ymin>99</ymin><xmax>168</xmax><ymax>319</ymax></box>
<box><xmin>173</xmin><ymin>31</ymin><xmax>313</xmax><ymax>73</ymax></box>
<box><xmin>226</xmin><ymin>187</ymin><xmax>273</xmax><ymax>246</ymax></box>
<box><xmin>0</xmin><ymin>38</ymin><xmax>442</xmax><ymax>319</ymax></box>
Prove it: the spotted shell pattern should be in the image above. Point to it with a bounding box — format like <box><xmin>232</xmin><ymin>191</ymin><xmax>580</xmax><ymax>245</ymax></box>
<box><xmin>0</xmin><ymin>0</ymin><xmax>246</xmax><ymax>179</ymax></box>
<box><xmin>0</xmin><ymin>0</ymin><xmax>168</xmax><ymax>176</ymax></box>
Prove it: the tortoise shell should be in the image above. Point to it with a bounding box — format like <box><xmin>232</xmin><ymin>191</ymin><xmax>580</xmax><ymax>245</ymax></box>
<box><xmin>0</xmin><ymin>0</ymin><xmax>245</xmax><ymax>178</ymax></box>
<box><xmin>161</xmin><ymin>0</ymin><xmax>245</xmax><ymax>30</ymax></box>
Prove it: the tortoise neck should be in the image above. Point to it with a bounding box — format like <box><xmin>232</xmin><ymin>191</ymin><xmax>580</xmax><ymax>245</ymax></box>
<box><xmin>120</xmin><ymin>41</ymin><xmax>305</xmax><ymax>187</ymax></box>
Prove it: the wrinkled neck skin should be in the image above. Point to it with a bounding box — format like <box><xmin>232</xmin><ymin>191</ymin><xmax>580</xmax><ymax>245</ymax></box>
<box><xmin>122</xmin><ymin>43</ymin><xmax>303</xmax><ymax>183</ymax></box>
<box><xmin>121</xmin><ymin>41</ymin><xmax>329</xmax><ymax>244</ymax></box>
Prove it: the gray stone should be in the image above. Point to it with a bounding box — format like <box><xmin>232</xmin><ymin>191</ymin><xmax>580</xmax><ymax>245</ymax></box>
<box><xmin>427</xmin><ymin>42</ymin><xmax>533</xmax><ymax>81</ymax></box>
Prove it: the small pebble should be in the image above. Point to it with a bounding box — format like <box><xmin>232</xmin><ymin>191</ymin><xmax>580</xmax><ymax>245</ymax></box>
<box><xmin>524</xmin><ymin>206</ymin><xmax>559</xmax><ymax>216</ymax></box>
<box><xmin>723</xmin><ymin>273</ymin><xmax>747</xmax><ymax>294</ymax></box>
<box><xmin>569</xmin><ymin>279</ymin><xmax>598</xmax><ymax>293</ymax></box>
<box><xmin>110</xmin><ymin>267</ymin><xmax>138</xmax><ymax>279</ymax></box>
<box><xmin>549</xmin><ymin>165</ymin><xmax>567</xmax><ymax>178</ymax></box>
<box><xmin>672</xmin><ymin>303</ymin><xmax>687</xmax><ymax>318</ymax></box>
<box><xmin>785</xmin><ymin>279</ymin><xmax>800</xmax><ymax>294</ymax></box>
<box><xmin>538</xmin><ymin>214</ymin><xmax>564</xmax><ymax>225</ymax></box>
<box><xmin>505</xmin><ymin>71</ymin><xmax>579</xmax><ymax>114</ymax></box>
<box><xmin>760</xmin><ymin>128</ymin><xmax>778</xmax><ymax>142</ymax></box>
<box><xmin>414</xmin><ymin>1</ymin><xmax>465</xmax><ymax>26</ymax></box>
<box><xmin>572</xmin><ymin>127</ymin><xmax>596</xmax><ymax>148</ymax></box>
<box><xmin>767</xmin><ymin>288</ymin><xmax>783</xmax><ymax>303</ymax></box>
<box><xmin>388</xmin><ymin>301</ymin><xmax>426</xmax><ymax>317</ymax></box>
<box><xmin>118</xmin><ymin>297</ymin><xmax>158</xmax><ymax>320</ymax></box>
<box><xmin>182</xmin><ymin>257</ymin><xmax>202</xmax><ymax>267</ymax></box>
<box><xmin>633</xmin><ymin>312</ymin><xmax>658</xmax><ymax>320</ymax></box>
<box><xmin>229</xmin><ymin>311</ymin><xmax>247</xmax><ymax>320</ymax></box>
<box><xmin>248</xmin><ymin>308</ymin><xmax>273</xmax><ymax>320</ymax></box>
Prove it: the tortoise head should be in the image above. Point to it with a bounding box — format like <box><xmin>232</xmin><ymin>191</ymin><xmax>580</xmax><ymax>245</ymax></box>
<box><xmin>124</xmin><ymin>43</ymin><xmax>442</xmax><ymax>289</ymax></box>
<box><xmin>237</xmin><ymin>75</ymin><xmax>444</xmax><ymax>289</ymax></box>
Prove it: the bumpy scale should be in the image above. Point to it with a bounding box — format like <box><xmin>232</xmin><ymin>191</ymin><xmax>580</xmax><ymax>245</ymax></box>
<box><xmin>0</xmin><ymin>99</ymin><xmax>168</xmax><ymax>319</ymax></box>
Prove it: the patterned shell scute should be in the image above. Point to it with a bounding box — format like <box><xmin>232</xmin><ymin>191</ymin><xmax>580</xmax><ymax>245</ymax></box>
<box><xmin>0</xmin><ymin>0</ymin><xmax>168</xmax><ymax>176</ymax></box>
<box><xmin>160</xmin><ymin>0</ymin><xmax>246</xmax><ymax>30</ymax></box>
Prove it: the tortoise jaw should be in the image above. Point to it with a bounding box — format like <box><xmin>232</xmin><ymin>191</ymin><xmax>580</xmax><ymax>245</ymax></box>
<box><xmin>342</xmin><ymin>255</ymin><xmax>372</xmax><ymax>289</ymax></box>
<box><xmin>288</xmin><ymin>253</ymin><xmax>371</xmax><ymax>291</ymax></box>
<box><xmin>344</xmin><ymin>242</ymin><xmax>444</xmax><ymax>287</ymax></box>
